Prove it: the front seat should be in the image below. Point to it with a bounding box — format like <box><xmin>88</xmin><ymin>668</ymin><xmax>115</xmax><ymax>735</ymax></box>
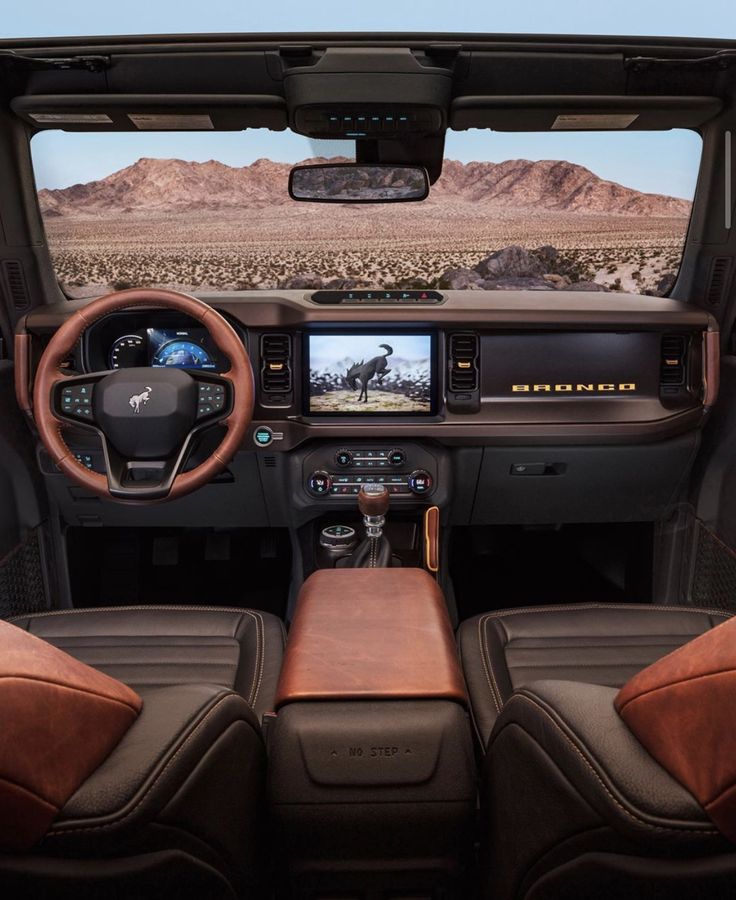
<box><xmin>457</xmin><ymin>602</ymin><xmax>731</xmax><ymax>747</ymax></box>
<box><xmin>458</xmin><ymin>602</ymin><xmax>736</xmax><ymax>900</ymax></box>
<box><xmin>9</xmin><ymin>605</ymin><xmax>285</xmax><ymax>723</ymax></box>
<box><xmin>1</xmin><ymin>605</ymin><xmax>285</xmax><ymax>899</ymax></box>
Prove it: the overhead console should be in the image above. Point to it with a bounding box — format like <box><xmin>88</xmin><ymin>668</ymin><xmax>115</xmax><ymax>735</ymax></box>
<box><xmin>283</xmin><ymin>47</ymin><xmax>452</xmax><ymax>139</ymax></box>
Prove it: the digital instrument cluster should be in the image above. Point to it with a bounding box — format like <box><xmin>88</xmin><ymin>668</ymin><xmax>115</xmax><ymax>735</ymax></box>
<box><xmin>108</xmin><ymin>327</ymin><xmax>219</xmax><ymax>371</ymax></box>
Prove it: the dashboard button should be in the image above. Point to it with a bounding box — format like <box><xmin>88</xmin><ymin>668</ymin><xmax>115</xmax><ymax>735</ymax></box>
<box><xmin>335</xmin><ymin>449</ymin><xmax>353</xmax><ymax>467</ymax></box>
<box><xmin>254</xmin><ymin>426</ymin><xmax>274</xmax><ymax>447</ymax></box>
<box><xmin>307</xmin><ymin>470</ymin><xmax>333</xmax><ymax>496</ymax></box>
<box><xmin>388</xmin><ymin>448</ymin><xmax>406</xmax><ymax>466</ymax></box>
<box><xmin>408</xmin><ymin>469</ymin><xmax>433</xmax><ymax>495</ymax></box>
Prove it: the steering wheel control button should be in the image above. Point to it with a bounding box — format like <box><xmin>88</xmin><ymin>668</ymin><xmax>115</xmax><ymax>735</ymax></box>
<box><xmin>254</xmin><ymin>426</ymin><xmax>274</xmax><ymax>447</ymax></box>
<box><xmin>307</xmin><ymin>471</ymin><xmax>332</xmax><ymax>495</ymax></box>
<box><xmin>197</xmin><ymin>382</ymin><xmax>226</xmax><ymax>419</ymax></box>
<box><xmin>408</xmin><ymin>469</ymin><xmax>433</xmax><ymax>495</ymax></box>
<box><xmin>61</xmin><ymin>383</ymin><xmax>95</xmax><ymax>420</ymax></box>
<box><xmin>388</xmin><ymin>448</ymin><xmax>406</xmax><ymax>466</ymax></box>
<box><xmin>335</xmin><ymin>449</ymin><xmax>353</xmax><ymax>467</ymax></box>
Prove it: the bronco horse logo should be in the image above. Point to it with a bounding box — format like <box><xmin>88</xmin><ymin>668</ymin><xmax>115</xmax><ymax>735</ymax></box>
<box><xmin>345</xmin><ymin>344</ymin><xmax>393</xmax><ymax>403</ymax></box>
<box><xmin>129</xmin><ymin>387</ymin><xmax>153</xmax><ymax>414</ymax></box>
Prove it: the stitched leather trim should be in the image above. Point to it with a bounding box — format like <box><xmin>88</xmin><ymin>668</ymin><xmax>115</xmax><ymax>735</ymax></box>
<box><xmin>11</xmin><ymin>606</ymin><xmax>270</xmax><ymax>711</ymax></box>
<box><xmin>498</xmin><ymin>689</ymin><xmax>717</xmax><ymax>835</ymax></box>
<box><xmin>47</xmin><ymin>690</ymin><xmax>247</xmax><ymax>835</ymax></box>
<box><xmin>475</xmin><ymin>604</ymin><xmax>732</xmax><ymax>717</ymax></box>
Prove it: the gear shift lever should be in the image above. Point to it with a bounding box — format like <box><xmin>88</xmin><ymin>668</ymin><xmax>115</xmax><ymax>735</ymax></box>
<box><xmin>347</xmin><ymin>484</ymin><xmax>393</xmax><ymax>568</ymax></box>
<box><xmin>358</xmin><ymin>483</ymin><xmax>390</xmax><ymax>539</ymax></box>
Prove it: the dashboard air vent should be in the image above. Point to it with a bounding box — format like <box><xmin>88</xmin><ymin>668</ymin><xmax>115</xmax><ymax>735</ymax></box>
<box><xmin>447</xmin><ymin>332</ymin><xmax>480</xmax><ymax>413</ymax></box>
<box><xmin>260</xmin><ymin>333</ymin><xmax>292</xmax><ymax>396</ymax></box>
<box><xmin>706</xmin><ymin>257</ymin><xmax>732</xmax><ymax>308</ymax></box>
<box><xmin>449</xmin><ymin>333</ymin><xmax>479</xmax><ymax>392</ymax></box>
<box><xmin>660</xmin><ymin>334</ymin><xmax>686</xmax><ymax>386</ymax></box>
<box><xmin>2</xmin><ymin>260</ymin><xmax>29</xmax><ymax>310</ymax></box>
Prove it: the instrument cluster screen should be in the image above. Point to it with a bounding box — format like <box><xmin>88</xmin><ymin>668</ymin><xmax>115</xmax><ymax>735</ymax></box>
<box><xmin>306</xmin><ymin>332</ymin><xmax>435</xmax><ymax>416</ymax></box>
<box><xmin>109</xmin><ymin>327</ymin><xmax>220</xmax><ymax>371</ymax></box>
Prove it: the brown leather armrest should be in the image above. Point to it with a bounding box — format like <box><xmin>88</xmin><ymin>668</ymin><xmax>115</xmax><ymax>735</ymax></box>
<box><xmin>275</xmin><ymin>568</ymin><xmax>467</xmax><ymax>709</ymax></box>
<box><xmin>616</xmin><ymin>615</ymin><xmax>736</xmax><ymax>843</ymax></box>
<box><xmin>0</xmin><ymin>620</ymin><xmax>142</xmax><ymax>852</ymax></box>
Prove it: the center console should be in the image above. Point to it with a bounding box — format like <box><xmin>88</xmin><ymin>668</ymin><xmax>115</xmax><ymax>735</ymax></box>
<box><xmin>267</xmin><ymin>568</ymin><xmax>475</xmax><ymax>899</ymax></box>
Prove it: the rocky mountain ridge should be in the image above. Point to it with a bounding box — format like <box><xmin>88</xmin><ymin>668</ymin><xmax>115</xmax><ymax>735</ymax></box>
<box><xmin>39</xmin><ymin>156</ymin><xmax>691</xmax><ymax>218</ymax></box>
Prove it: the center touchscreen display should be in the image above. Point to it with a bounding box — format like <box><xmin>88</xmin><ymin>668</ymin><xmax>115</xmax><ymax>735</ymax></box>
<box><xmin>306</xmin><ymin>332</ymin><xmax>435</xmax><ymax>415</ymax></box>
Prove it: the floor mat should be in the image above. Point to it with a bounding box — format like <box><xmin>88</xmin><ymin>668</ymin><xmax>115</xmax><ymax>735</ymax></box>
<box><xmin>450</xmin><ymin>523</ymin><xmax>653</xmax><ymax>621</ymax></box>
<box><xmin>66</xmin><ymin>527</ymin><xmax>291</xmax><ymax>618</ymax></box>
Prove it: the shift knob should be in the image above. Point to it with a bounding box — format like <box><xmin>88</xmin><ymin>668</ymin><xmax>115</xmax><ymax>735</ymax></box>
<box><xmin>358</xmin><ymin>483</ymin><xmax>390</xmax><ymax>518</ymax></box>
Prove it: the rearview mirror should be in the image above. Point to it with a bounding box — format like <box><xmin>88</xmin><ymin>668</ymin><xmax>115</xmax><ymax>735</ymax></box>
<box><xmin>288</xmin><ymin>163</ymin><xmax>429</xmax><ymax>203</ymax></box>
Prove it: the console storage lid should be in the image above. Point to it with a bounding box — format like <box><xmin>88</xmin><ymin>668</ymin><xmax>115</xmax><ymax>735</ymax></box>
<box><xmin>268</xmin><ymin>568</ymin><xmax>475</xmax><ymax>896</ymax></box>
<box><xmin>275</xmin><ymin>567</ymin><xmax>467</xmax><ymax>708</ymax></box>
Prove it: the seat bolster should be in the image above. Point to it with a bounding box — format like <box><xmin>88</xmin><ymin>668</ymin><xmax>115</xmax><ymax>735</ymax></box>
<box><xmin>234</xmin><ymin>609</ymin><xmax>287</xmax><ymax>720</ymax></box>
<box><xmin>457</xmin><ymin>613</ymin><xmax>513</xmax><ymax>745</ymax></box>
<box><xmin>42</xmin><ymin>684</ymin><xmax>265</xmax><ymax>883</ymax></box>
<box><xmin>491</xmin><ymin>681</ymin><xmax>721</xmax><ymax>847</ymax></box>
<box><xmin>11</xmin><ymin>606</ymin><xmax>287</xmax><ymax>719</ymax></box>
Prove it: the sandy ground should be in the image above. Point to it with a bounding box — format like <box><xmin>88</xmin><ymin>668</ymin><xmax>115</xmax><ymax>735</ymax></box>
<box><xmin>309</xmin><ymin>389</ymin><xmax>430</xmax><ymax>413</ymax></box>
<box><xmin>44</xmin><ymin>206</ymin><xmax>688</xmax><ymax>296</ymax></box>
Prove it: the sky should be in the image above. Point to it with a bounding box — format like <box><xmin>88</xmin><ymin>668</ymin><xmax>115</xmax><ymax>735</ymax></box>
<box><xmin>1</xmin><ymin>0</ymin><xmax>735</xmax><ymax>41</ymax></box>
<box><xmin>309</xmin><ymin>334</ymin><xmax>431</xmax><ymax>371</ymax></box>
<box><xmin>12</xmin><ymin>0</ymin><xmax>726</xmax><ymax>198</ymax></box>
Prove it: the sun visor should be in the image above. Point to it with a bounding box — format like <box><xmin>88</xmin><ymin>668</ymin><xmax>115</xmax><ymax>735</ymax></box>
<box><xmin>11</xmin><ymin>94</ymin><xmax>288</xmax><ymax>131</ymax></box>
<box><xmin>450</xmin><ymin>95</ymin><xmax>723</xmax><ymax>131</ymax></box>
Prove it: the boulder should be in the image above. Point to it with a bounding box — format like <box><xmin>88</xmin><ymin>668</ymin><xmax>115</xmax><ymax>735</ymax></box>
<box><xmin>438</xmin><ymin>267</ymin><xmax>485</xmax><ymax>290</ymax></box>
<box><xmin>485</xmin><ymin>276</ymin><xmax>555</xmax><ymax>291</ymax></box>
<box><xmin>542</xmin><ymin>273</ymin><xmax>571</xmax><ymax>289</ymax></box>
<box><xmin>279</xmin><ymin>273</ymin><xmax>323</xmax><ymax>289</ymax></box>
<box><xmin>474</xmin><ymin>246</ymin><xmax>545</xmax><ymax>280</ymax></box>
<box><xmin>566</xmin><ymin>281</ymin><xmax>610</xmax><ymax>292</ymax></box>
<box><xmin>655</xmin><ymin>272</ymin><xmax>677</xmax><ymax>296</ymax></box>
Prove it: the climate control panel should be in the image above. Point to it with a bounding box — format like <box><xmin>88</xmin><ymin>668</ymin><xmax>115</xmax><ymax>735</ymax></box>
<box><xmin>303</xmin><ymin>443</ymin><xmax>437</xmax><ymax>501</ymax></box>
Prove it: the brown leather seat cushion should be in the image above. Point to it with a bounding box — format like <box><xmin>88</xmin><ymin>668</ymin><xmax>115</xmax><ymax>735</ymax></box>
<box><xmin>616</xmin><ymin>615</ymin><xmax>736</xmax><ymax>843</ymax></box>
<box><xmin>0</xmin><ymin>620</ymin><xmax>142</xmax><ymax>852</ymax></box>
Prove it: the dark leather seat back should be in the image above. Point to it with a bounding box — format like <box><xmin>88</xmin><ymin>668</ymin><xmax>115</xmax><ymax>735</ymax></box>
<box><xmin>0</xmin><ymin>606</ymin><xmax>285</xmax><ymax>900</ymax></box>
<box><xmin>460</xmin><ymin>603</ymin><xmax>736</xmax><ymax>899</ymax></box>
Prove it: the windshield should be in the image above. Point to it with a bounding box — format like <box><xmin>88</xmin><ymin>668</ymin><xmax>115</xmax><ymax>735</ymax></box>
<box><xmin>32</xmin><ymin>128</ymin><xmax>701</xmax><ymax>298</ymax></box>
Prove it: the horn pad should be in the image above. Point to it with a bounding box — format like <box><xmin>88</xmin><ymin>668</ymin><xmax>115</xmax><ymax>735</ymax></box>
<box><xmin>93</xmin><ymin>368</ymin><xmax>197</xmax><ymax>459</ymax></box>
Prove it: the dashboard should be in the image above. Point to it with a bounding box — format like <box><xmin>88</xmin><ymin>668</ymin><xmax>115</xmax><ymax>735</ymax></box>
<box><xmin>20</xmin><ymin>289</ymin><xmax>719</xmax><ymax>528</ymax></box>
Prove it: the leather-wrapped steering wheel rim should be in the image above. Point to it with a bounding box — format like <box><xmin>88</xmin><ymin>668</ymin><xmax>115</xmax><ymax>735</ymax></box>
<box><xmin>33</xmin><ymin>288</ymin><xmax>254</xmax><ymax>503</ymax></box>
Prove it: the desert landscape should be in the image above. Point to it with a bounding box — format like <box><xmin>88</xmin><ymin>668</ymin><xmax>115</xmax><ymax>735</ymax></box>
<box><xmin>38</xmin><ymin>156</ymin><xmax>691</xmax><ymax>298</ymax></box>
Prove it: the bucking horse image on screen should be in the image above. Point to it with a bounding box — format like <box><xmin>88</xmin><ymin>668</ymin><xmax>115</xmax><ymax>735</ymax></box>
<box><xmin>344</xmin><ymin>344</ymin><xmax>393</xmax><ymax>402</ymax></box>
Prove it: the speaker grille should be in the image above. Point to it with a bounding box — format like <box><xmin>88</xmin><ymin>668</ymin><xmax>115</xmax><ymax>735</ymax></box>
<box><xmin>2</xmin><ymin>260</ymin><xmax>29</xmax><ymax>310</ymax></box>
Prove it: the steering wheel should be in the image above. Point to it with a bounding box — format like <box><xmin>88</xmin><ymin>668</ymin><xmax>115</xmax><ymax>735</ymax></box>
<box><xmin>33</xmin><ymin>288</ymin><xmax>254</xmax><ymax>503</ymax></box>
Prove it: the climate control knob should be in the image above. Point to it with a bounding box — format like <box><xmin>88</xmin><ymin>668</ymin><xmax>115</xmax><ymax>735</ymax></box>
<box><xmin>407</xmin><ymin>469</ymin><xmax>433</xmax><ymax>495</ymax></box>
<box><xmin>335</xmin><ymin>449</ymin><xmax>353</xmax><ymax>467</ymax></box>
<box><xmin>388</xmin><ymin>448</ymin><xmax>406</xmax><ymax>467</ymax></box>
<box><xmin>307</xmin><ymin>470</ymin><xmax>333</xmax><ymax>496</ymax></box>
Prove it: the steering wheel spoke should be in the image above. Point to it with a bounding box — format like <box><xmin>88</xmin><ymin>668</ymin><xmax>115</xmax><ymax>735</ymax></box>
<box><xmin>101</xmin><ymin>432</ymin><xmax>195</xmax><ymax>501</ymax></box>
